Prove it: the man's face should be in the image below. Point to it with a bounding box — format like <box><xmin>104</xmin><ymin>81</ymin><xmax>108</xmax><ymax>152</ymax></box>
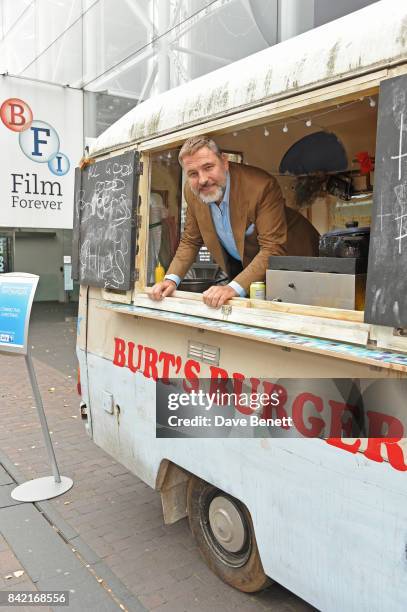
<box><xmin>182</xmin><ymin>146</ymin><xmax>229</xmax><ymax>204</ymax></box>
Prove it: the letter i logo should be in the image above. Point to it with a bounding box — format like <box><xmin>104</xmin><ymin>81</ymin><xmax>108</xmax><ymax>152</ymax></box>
<box><xmin>48</xmin><ymin>152</ymin><xmax>70</xmax><ymax>176</ymax></box>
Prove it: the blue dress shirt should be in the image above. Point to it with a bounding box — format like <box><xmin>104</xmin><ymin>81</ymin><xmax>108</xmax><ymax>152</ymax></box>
<box><xmin>166</xmin><ymin>173</ymin><xmax>246</xmax><ymax>296</ymax></box>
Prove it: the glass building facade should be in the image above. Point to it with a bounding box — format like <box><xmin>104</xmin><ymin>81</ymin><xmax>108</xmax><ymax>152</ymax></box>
<box><xmin>0</xmin><ymin>0</ymin><xmax>377</xmax><ymax>137</ymax></box>
<box><xmin>0</xmin><ymin>0</ymin><xmax>377</xmax><ymax>301</ymax></box>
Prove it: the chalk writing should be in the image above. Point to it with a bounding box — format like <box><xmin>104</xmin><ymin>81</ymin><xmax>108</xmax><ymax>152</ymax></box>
<box><xmin>393</xmin><ymin>182</ymin><xmax>407</xmax><ymax>254</ymax></box>
<box><xmin>390</xmin><ymin>112</ymin><xmax>407</xmax><ymax>180</ymax></box>
<box><xmin>73</xmin><ymin>151</ymin><xmax>139</xmax><ymax>290</ymax></box>
<box><xmin>365</xmin><ymin>74</ymin><xmax>407</xmax><ymax>327</ymax></box>
<box><xmin>377</xmin><ymin>193</ymin><xmax>392</xmax><ymax>232</ymax></box>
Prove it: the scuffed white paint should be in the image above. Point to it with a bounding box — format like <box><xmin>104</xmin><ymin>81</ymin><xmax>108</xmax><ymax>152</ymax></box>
<box><xmin>79</xmin><ymin>346</ymin><xmax>407</xmax><ymax>612</ymax></box>
<box><xmin>90</xmin><ymin>1</ymin><xmax>407</xmax><ymax>156</ymax></box>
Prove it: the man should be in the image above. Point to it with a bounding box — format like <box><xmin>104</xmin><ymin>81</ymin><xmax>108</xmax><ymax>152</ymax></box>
<box><xmin>150</xmin><ymin>135</ymin><xmax>319</xmax><ymax>308</ymax></box>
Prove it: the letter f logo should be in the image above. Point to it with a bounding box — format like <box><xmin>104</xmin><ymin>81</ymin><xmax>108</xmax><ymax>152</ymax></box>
<box><xmin>30</xmin><ymin>126</ymin><xmax>51</xmax><ymax>157</ymax></box>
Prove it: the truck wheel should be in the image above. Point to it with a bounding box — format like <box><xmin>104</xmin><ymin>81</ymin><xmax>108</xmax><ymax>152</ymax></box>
<box><xmin>187</xmin><ymin>476</ymin><xmax>270</xmax><ymax>593</ymax></box>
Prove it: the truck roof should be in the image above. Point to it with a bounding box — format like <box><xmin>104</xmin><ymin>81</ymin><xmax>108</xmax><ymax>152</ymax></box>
<box><xmin>90</xmin><ymin>0</ymin><xmax>407</xmax><ymax>156</ymax></box>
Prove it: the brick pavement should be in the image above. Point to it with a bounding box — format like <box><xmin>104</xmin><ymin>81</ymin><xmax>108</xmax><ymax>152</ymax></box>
<box><xmin>0</xmin><ymin>306</ymin><xmax>315</xmax><ymax>612</ymax></box>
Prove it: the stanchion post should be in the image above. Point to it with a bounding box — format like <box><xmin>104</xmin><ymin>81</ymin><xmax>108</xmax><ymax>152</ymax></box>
<box><xmin>0</xmin><ymin>272</ymin><xmax>73</xmax><ymax>501</ymax></box>
<box><xmin>25</xmin><ymin>350</ymin><xmax>61</xmax><ymax>484</ymax></box>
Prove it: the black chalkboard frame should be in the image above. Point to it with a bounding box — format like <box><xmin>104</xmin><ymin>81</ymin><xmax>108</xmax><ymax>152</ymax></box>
<box><xmin>364</xmin><ymin>74</ymin><xmax>407</xmax><ymax>328</ymax></box>
<box><xmin>72</xmin><ymin>150</ymin><xmax>141</xmax><ymax>292</ymax></box>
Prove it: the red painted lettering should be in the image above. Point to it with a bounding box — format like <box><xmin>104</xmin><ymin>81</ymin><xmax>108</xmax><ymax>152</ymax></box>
<box><xmin>113</xmin><ymin>337</ymin><xmax>126</xmax><ymax>367</ymax></box>
<box><xmin>328</xmin><ymin>400</ymin><xmax>360</xmax><ymax>437</ymax></box>
<box><xmin>325</xmin><ymin>437</ymin><xmax>361</xmax><ymax>454</ymax></box>
<box><xmin>209</xmin><ymin>366</ymin><xmax>229</xmax><ymax>398</ymax></box>
<box><xmin>261</xmin><ymin>382</ymin><xmax>290</xmax><ymax>426</ymax></box>
<box><xmin>143</xmin><ymin>347</ymin><xmax>159</xmax><ymax>381</ymax></box>
<box><xmin>158</xmin><ymin>351</ymin><xmax>177</xmax><ymax>384</ymax></box>
<box><xmin>364</xmin><ymin>410</ymin><xmax>407</xmax><ymax>472</ymax></box>
<box><xmin>231</xmin><ymin>373</ymin><xmax>257</xmax><ymax>415</ymax></box>
<box><xmin>183</xmin><ymin>359</ymin><xmax>200</xmax><ymax>393</ymax></box>
<box><xmin>292</xmin><ymin>392</ymin><xmax>324</xmax><ymax>437</ymax></box>
<box><xmin>128</xmin><ymin>342</ymin><xmax>143</xmax><ymax>373</ymax></box>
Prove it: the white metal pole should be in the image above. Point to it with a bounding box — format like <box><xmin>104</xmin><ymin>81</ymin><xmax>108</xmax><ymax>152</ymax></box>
<box><xmin>25</xmin><ymin>351</ymin><xmax>61</xmax><ymax>484</ymax></box>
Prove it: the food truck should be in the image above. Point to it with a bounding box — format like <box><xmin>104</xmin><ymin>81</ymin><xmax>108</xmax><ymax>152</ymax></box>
<box><xmin>75</xmin><ymin>3</ymin><xmax>407</xmax><ymax>610</ymax></box>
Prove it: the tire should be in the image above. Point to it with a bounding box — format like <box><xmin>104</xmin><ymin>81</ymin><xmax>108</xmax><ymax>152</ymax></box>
<box><xmin>187</xmin><ymin>475</ymin><xmax>271</xmax><ymax>593</ymax></box>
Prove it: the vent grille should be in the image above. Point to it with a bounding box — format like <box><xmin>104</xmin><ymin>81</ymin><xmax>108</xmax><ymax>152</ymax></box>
<box><xmin>187</xmin><ymin>341</ymin><xmax>220</xmax><ymax>365</ymax></box>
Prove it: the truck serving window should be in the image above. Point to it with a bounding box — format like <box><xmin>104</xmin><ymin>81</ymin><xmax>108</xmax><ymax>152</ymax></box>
<box><xmin>146</xmin><ymin>96</ymin><xmax>377</xmax><ymax>312</ymax></box>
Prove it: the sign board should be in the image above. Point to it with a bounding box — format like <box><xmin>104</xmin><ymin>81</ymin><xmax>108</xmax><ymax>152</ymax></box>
<box><xmin>73</xmin><ymin>150</ymin><xmax>140</xmax><ymax>290</ymax></box>
<box><xmin>0</xmin><ymin>273</ymin><xmax>39</xmax><ymax>354</ymax></box>
<box><xmin>0</xmin><ymin>78</ymin><xmax>83</xmax><ymax>229</ymax></box>
<box><xmin>365</xmin><ymin>74</ymin><xmax>407</xmax><ymax>327</ymax></box>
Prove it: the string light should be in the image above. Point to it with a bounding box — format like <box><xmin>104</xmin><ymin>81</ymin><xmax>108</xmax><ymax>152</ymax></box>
<box><xmin>167</xmin><ymin>151</ymin><xmax>172</xmax><ymax>158</ymax></box>
<box><xmin>280</xmin><ymin>99</ymin><xmax>362</xmax><ymax>133</ymax></box>
<box><xmin>229</xmin><ymin>98</ymin><xmax>369</xmax><ymax>175</ymax></box>
<box><xmin>233</xmin><ymin>99</ymin><xmax>365</xmax><ymax>141</ymax></box>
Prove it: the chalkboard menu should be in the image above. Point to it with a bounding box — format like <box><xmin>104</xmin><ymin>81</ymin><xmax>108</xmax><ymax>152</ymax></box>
<box><xmin>365</xmin><ymin>75</ymin><xmax>407</xmax><ymax>328</ymax></box>
<box><xmin>72</xmin><ymin>150</ymin><xmax>140</xmax><ymax>290</ymax></box>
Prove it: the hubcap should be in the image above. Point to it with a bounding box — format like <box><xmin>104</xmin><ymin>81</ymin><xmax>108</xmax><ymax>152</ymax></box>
<box><xmin>208</xmin><ymin>495</ymin><xmax>246</xmax><ymax>553</ymax></box>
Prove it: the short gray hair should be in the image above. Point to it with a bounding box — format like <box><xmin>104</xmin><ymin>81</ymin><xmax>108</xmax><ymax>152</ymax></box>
<box><xmin>178</xmin><ymin>135</ymin><xmax>222</xmax><ymax>165</ymax></box>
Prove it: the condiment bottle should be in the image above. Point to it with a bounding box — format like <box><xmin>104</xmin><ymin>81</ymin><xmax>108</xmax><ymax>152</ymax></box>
<box><xmin>155</xmin><ymin>260</ymin><xmax>165</xmax><ymax>283</ymax></box>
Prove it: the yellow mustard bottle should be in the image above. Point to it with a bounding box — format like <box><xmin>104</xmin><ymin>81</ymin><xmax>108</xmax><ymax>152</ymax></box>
<box><xmin>154</xmin><ymin>260</ymin><xmax>165</xmax><ymax>283</ymax></box>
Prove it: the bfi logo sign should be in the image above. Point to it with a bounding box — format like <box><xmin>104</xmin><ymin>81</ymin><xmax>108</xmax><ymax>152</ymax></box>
<box><xmin>0</xmin><ymin>98</ymin><xmax>70</xmax><ymax>176</ymax></box>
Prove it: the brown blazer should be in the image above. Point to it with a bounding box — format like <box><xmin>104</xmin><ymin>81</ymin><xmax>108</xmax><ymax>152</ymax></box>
<box><xmin>167</xmin><ymin>163</ymin><xmax>320</xmax><ymax>292</ymax></box>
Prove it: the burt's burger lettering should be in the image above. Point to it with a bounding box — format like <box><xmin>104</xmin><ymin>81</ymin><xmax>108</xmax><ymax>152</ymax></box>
<box><xmin>113</xmin><ymin>337</ymin><xmax>407</xmax><ymax>472</ymax></box>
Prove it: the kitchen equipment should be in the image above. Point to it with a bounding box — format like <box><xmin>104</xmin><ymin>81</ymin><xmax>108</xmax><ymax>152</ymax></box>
<box><xmin>319</xmin><ymin>223</ymin><xmax>370</xmax><ymax>258</ymax></box>
<box><xmin>178</xmin><ymin>279</ymin><xmax>215</xmax><ymax>293</ymax></box>
<box><xmin>266</xmin><ymin>256</ymin><xmax>367</xmax><ymax>310</ymax></box>
<box><xmin>179</xmin><ymin>265</ymin><xmax>228</xmax><ymax>293</ymax></box>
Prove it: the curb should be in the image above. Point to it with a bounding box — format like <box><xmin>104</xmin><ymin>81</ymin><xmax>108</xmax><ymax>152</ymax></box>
<box><xmin>0</xmin><ymin>450</ymin><xmax>147</xmax><ymax>612</ymax></box>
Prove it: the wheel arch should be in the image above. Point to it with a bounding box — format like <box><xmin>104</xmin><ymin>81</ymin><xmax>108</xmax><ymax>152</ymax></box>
<box><xmin>155</xmin><ymin>459</ymin><xmax>191</xmax><ymax>525</ymax></box>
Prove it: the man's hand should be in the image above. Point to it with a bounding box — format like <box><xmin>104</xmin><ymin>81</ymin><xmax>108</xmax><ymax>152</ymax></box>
<box><xmin>149</xmin><ymin>279</ymin><xmax>177</xmax><ymax>301</ymax></box>
<box><xmin>202</xmin><ymin>285</ymin><xmax>238</xmax><ymax>308</ymax></box>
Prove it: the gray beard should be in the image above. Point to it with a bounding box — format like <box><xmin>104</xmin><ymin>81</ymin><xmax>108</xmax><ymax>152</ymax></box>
<box><xmin>192</xmin><ymin>184</ymin><xmax>226</xmax><ymax>205</ymax></box>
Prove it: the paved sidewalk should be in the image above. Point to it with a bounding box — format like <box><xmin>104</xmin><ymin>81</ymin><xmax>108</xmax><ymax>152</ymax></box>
<box><xmin>0</xmin><ymin>518</ymin><xmax>53</xmax><ymax>612</ymax></box>
<box><xmin>0</xmin><ymin>303</ymin><xmax>314</xmax><ymax>612</ymax></box>
<box><xmin>0</xmin><ymin>463</ymin><xmax>131</xmax><ymax>612</ymax></box>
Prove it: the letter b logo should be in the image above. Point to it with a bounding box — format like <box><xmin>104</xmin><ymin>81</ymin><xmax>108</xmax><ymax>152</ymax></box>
<box><xmin>0</xmin><ymin>98</ymin><xmax>33</xmax><ymax>132</ymax></box>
